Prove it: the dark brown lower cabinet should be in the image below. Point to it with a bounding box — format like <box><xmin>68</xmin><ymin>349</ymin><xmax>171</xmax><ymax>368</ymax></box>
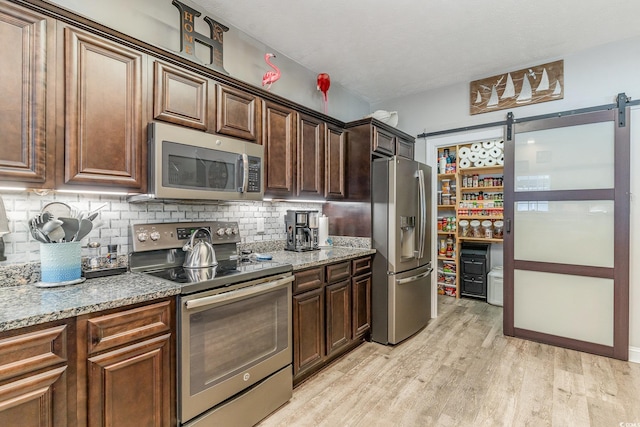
<box><xmin>325</xmin><ymin>279</ymin><xmax>351</xmax><ymax>357</ymax></box>
<box><xmin>0</xmin><ymin>298</ymin><xmax>175</xmax><ymax>427</ymax></box>
<box><xmin>352</xmin><ymin>273</ymin><xmax>372</xmax><ymax>338</ymax></box>
<box><xmin>292</xmin><ymin>256</ymin><xmax>372</xmax><ymax>385</ymax></box>
<box><xmin>292</xmin><ymin>287</ymin><xmax>324</xmax><ymax>377</ymax></box>
<box><xmin>0</xmin><ymin>321</ymin><xmax>71</xmax><ymax>427</ymax></box>
<box><xmin>87</xmin><ymin>334</ymin><xmax>171</xmax><ymax>427</ymax></box>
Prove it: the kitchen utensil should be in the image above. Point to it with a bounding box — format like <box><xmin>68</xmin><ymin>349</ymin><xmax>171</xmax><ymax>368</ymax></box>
<box><xmin>59</xmin><ymin>217</ymin><xmax>80</xmax><ymax>242</ymax></box>
<box><xmin>182</xmin><ymin>228</ymin><xmax>217</xmax><ymax>268</ymax></box>
<box><xmin>75</xmin><ymin>218</ymin><xmax>93</xmax><ymax>241</ymax></box>
<box><xmin>42</xmin><ymin>202</ymin><xmax>71</xmax><ymax>219</ymax></box>
<box><xmin>41</xmin><ymin>218</ymin><xmax>63</xmax><ymax>233</ymax></box>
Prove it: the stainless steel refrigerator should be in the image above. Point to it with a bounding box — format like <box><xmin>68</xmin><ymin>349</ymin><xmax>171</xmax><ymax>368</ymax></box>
<box><xmin>371</xmin><ymin>156</ymin><xmax>432</xmax><ymax>345</ymax></box>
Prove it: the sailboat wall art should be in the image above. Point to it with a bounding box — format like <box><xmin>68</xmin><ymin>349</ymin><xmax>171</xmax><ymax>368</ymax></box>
<box><xmin>470</xmin><ymin>60</ymin><xmax>564</xmax><ymax>115</ymax></box>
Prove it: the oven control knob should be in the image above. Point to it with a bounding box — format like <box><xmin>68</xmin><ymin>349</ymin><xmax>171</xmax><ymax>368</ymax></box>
<box><xmin>232</xmin><ymin>227</ymin><xmax>239</xmax><ymax>235</ymax></box>
<box><xmin>216</xmin><ymin>228</ymin><xmax>225</xmax><ymax>236</ymax></box>
<box><xmin>137</xmin><ymin>232</ymin><xmax>149</xmax><ymax>242</ymax></box>
<box><xmin>150</xmin><ymin>231</ymin><xmax>161</xmax><ymax>241</ymax></box>
<box><xmin>225</xmin><ymin>227</ymin><xmax>233</xmax><ymax>236</ymax></box>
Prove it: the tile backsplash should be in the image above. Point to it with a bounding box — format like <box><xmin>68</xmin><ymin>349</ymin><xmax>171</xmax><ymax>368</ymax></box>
<box><xmin>0</xmin><ymin>191</ymin><xmax>324</xmax><ymax>265</ymax></box>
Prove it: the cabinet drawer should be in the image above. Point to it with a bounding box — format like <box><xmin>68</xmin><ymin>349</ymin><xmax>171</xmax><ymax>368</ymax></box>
<box><xmin>352</xmin><ymin>256</ymin><xmax>372</xmax><ymax>276</ymax></box>
<box><xmin>87</xmin><ymin>300</ymin><xmax>171</xmax><ymax>355</ymax></box>
<box><xmin>0</xmin><ymin>324</ymin><xmax>67</xmax><ymax>381</ymax></box>
<box><xmin>293</xmin><ymin>267</ymin><xmax>324</xmax><ymax>294</ymax></box>
<box><xmin>325</xmin><ymin>261</ymin><xmax>351</xmax><ymax>284</ymax></box>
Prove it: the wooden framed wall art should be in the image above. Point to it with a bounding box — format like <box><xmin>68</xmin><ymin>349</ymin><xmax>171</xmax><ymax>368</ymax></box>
<box><xmin>470</xmin><ymin>60</ymin><xmax>564</xmax><ymax>115</ymax></box>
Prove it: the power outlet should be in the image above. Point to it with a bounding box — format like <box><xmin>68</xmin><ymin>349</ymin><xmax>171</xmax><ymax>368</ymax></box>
<box><xmin>256</xmin><ymin>217</ymin><xmax>265</xmax><ymax>233</ymax></box>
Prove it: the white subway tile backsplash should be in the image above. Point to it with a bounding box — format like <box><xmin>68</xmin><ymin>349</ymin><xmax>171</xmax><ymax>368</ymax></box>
<box><xmin>0</xmin><ymin>192</ymin><xmax>325</xmax><ymax>265</ymax></box>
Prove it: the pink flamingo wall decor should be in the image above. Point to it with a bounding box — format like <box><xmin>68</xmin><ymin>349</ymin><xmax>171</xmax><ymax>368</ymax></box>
<box><xmin>317</xmin><ymin>73</ymin><xmax>330</xmax><ymax>114</ymax></box>
<box><xmin>262</xmin><ymin>53</ymin><xmax>281</xmax><ymax>91</ymax></box>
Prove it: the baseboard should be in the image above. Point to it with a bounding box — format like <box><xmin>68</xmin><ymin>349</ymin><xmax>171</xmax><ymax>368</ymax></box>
<box><xmin>629</xmin><ymin>346</ymin><xmax>640</xmax><ymax>364</ymax></box>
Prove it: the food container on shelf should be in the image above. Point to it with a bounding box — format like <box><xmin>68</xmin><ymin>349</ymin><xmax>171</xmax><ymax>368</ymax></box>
<box><xmin>441</xmin><ymin>179</ymin><xmax>451</xmax><ymax>193</ymax></box>
<box><xmin>481</xmin><ymin>220</ymin><xmax>493</xmax><ymax>239</ymax></box>
<box><xmin>442</xmin><ymin>193</ymin><xmax>451</xmax><ymax>205</ymax></box>
<box><xmin>437</xmin><ymin>216</ymin><xmax>444</xmax><ymax>231</ymax></box>
<box><xmin>459</xmin><ymin>220</ymin><xmax>470</xmax><ymax>237</ymax></box>
<box><xmin>437</xmin><ymin>191</ymin><xmax>443</xmax><ymax>205</ymax></box>
<box><xmin>470</xmin><ymin>220</ymin><xmax>482</xmax><ymax>238</ymax></box>
<box><xmin>493</xmin><ymin>220</ymin><xmax>504</xmax><ymax>238</ymax></box>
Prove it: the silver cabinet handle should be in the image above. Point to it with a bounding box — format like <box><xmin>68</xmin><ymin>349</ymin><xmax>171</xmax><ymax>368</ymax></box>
<box><xmin>396</xmin><ymin>269</ymin><xmax>432</xmax><ymax>285</ymax></box>
<box><xmin>185</xmin><ymin>275</ymin><xmax>294</xmax><ymax>309</ymax></box>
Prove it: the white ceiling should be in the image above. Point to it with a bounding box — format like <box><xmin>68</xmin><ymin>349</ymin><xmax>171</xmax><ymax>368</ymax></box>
<box><xmin>191</xmin><ymin>0</ymin><xmax>640</xmax><ymax>104</ymax></box>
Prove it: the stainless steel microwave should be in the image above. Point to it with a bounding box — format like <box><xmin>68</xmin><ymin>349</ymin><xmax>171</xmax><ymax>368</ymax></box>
<box><xmin>129</xmin><ymin>122</ymin><xmax>263</xmax><ymax>203</ymax></box>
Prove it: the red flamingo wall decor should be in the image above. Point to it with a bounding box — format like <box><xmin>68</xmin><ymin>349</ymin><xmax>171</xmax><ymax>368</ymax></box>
<box><xmin>262</xmin><ymin>53</ymin><xmax>281</xmax><ymax>91</ymax></box>
<box><xmin>317</xmin><ymin>73</ymin><xmax>330</xmax><ymax>114</ymax></box>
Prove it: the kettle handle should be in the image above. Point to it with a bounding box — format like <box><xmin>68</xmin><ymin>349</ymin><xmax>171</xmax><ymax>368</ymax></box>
<box><xmin>182</xmin><ymin>227</ymin><xmax>213</xmax><ymax>251</ymax></box>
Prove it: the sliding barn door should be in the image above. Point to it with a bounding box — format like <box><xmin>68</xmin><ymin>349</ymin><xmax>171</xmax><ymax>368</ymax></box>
<box><xmin>503</xmin><ymin>109</ymin><xmax>630</xmax><ymax>360</ymax></box>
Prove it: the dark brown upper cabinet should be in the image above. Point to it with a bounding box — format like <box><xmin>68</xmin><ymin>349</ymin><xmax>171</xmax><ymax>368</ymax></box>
<box><xmin>325</xmin><ymin>124</ymin><xmax>347</xmax><ymax>200</ymax></box>
<box><xmin>263</xmin><ymin>100</ymin><xmax>296</xmax><ymax>198</ymax></box>
<box><xmin>0</xmin><ymin>3</ymin><xmax>56</xmax><ymax>188</ymax></box>
<box><xmin>153</xmin><ymin>60</ymin><xmax>212</xmax><ymax>131</ymax></box>
<box><xmin>216</xmin><ymin>85</ymin><xmax>261</xmax><ymax>142</ymax></box>
<box><xmin>296</xmin><ymin>113</ymin><xmax>325</xmax><ymax>198</ymax></box>
<box><xmin>59</xmin><ymin>26</ymin><xmax>147</xmax><ymax>192</ymax></box>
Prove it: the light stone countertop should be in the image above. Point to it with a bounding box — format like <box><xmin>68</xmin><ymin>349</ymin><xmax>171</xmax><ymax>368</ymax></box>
<box><xmin>0</xmin><ymin>247</ymin><xmax>375</xmax><ymax>333</ymax></box>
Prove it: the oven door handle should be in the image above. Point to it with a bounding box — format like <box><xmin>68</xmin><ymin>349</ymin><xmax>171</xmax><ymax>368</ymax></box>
<box><xmin>185</xmin><ymin>275</ymin><xmax>294</xmax><ymax>310</ymax></box>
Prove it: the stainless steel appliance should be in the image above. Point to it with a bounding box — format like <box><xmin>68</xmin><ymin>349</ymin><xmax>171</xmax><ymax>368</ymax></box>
<box><xmin>129</xmin><ymin>221</ymin><xmax>293</xmax><ymax>427</ymax></box>
<box><xmin>284</xmin><ymin>210</ymin><xmax>319</xmax><ymax>252</ymax></box>
<box><xmin>371</xmin><ymin>156</ymin><xmax>433</xmax><ymax>345</ymax></box>
<box><xmin>128</xmin><ymin>122</ymin><xmax>264</xmax><ymax>203</ymax></box>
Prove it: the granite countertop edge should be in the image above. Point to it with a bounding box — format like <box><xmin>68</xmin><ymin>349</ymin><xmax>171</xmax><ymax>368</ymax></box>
<box><xmin>0</xmin><ymin>247</ymin><xmax>375</xmax><ymax>333</ymax></box>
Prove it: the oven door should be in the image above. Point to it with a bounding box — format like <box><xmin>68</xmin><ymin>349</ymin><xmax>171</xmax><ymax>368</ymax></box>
<box><xmin>179</xmin><ymin>274</ymin><xmax>293</xmax><ymax>423</ymax></box>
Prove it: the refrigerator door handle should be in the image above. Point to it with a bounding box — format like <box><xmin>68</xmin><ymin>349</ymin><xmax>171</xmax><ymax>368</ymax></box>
<box><xmin>417</xmin><ymin>169</ymin><xmax>427</xmax><ymax>259</ymax></box>
<box><xmin>396</xmin><ymin>268</ymin><xmax>433</xmax><ymax>285</ymax></box>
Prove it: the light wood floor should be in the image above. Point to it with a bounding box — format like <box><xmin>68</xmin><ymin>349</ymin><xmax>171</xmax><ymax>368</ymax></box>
<box><xmin>259</xmin><ymin>296</ymin><xmax>640</xmax><ymax>427</ymax></box>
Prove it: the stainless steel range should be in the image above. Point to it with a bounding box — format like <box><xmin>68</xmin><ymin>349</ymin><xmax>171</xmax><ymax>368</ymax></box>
<box><xmin>129</xmin><ymin>221</ymin><xmax>293</xmax><ymax>427</ymax></box>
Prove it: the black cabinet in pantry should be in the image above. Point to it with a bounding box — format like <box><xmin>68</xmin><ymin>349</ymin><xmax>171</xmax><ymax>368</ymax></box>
<box><xmin>460</xmin><ymin>243</ymin><xmax>491</xmax><ymax>299</ymax></box>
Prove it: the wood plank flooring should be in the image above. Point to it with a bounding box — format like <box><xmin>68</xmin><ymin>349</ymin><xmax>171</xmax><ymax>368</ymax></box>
<box><xmin>259</xmin><ymin>296</ymin><xmax>640</xmax><ymax>427</ymax></box>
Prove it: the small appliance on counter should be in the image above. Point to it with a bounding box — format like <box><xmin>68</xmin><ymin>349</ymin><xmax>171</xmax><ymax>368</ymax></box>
<box><xmin>285</xmin><ymin>210</ymin><xmax>319</xmax><ymax>252</ymax></box>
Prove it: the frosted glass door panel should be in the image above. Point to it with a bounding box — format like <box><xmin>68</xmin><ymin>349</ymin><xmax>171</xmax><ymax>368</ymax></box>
<box><xmin>514</xmin><ymin>270</ymin><xmax>614</xmax><ymax>346</ymax></box>
<box><xmin>514</xmin><ymin>122</ymin><xmax>614</xmax><ymax>191</ymax></box>
<box><xmin>514</xmin><ymin>200</ymin><xmax>614</xmax><ymax>267</ymax></box>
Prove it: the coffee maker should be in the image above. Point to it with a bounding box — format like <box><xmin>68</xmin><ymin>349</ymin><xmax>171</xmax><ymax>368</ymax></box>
<box><xmin>285</xmin><ymin>210</ymin><xmax>319</xmax><ymax>252</ymax></box>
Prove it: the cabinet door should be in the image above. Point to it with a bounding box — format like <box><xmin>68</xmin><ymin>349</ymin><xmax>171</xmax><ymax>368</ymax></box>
<box><xmin>216</xmin><ymin>85</ymin><xmax>261</xmax><ymax>142</ymax></box>
<box><xmin>325</xmin><ymin>124</ymin><xmax>346</xmax><ymax>199</ymax></box>
<box><xmin>296</xmin><ymin>114</ymin><xmax>325</xmax><ymax>198</ymax></box>
<box><xmin>61</xmin><ymin>27</ymin><xmax>146</xmax><ymax>191</ymax></box>
<box><xmin>352</xmin><ymin>273</ymin><xmax>372</xmax><ymax>338</ymax></box>
<box><xmin>292</xmin><ymin>288</ymin><xmax>324</xmax><ymax>377</ymax></box>
<box><xmin>372</xmin><ymin>126</ymin><xmax>395</xmax><ymax>156</ymax></box>
<box><xmin>87</xmin><ymin>334</ymin><xmax>171</xmax><ymax>427</ymax></box>
<box><xmin>0</xmin><ymin>3</ymin><xmax>55</xmax><ymax>187</ymax></box>
<box><xmin>263</xmin><ymin>101</ymin><xmax>296</xmax><ymax>198</ymax></box>
<box><xmin>325</xmin><ymin>279</ymin><xmax>352</xmax><ymax>357</ymax></box>
<box><xmin>153</xmin><ymin>60</ymin><xmax>211</xmax><ymax>131</ymax></box>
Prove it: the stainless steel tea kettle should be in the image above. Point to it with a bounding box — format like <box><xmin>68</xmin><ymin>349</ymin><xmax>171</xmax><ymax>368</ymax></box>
<box><xmin>182</xmin><ymin>228</ymin><xmax>217</xmax><ymax>268</ymax></box>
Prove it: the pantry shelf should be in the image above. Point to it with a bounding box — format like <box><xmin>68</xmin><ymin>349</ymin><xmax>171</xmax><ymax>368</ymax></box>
<box><xmin>459</xmin><ymin>237</ymin><xmax>504</xmax><ymax>243</ymax></box>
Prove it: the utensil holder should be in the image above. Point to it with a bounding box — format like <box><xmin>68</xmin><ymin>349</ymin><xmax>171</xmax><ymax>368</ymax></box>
<box><xmin>40</xmin><ymin>242</ymin><xmax>81</xmax><ymax>283</ymax></box>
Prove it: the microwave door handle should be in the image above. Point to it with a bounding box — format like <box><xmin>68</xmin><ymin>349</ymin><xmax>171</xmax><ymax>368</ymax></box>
<box><xmin>239</xmin><ymin>153</ymin><xmax>249</xmax><ymax>193</ymax></box>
